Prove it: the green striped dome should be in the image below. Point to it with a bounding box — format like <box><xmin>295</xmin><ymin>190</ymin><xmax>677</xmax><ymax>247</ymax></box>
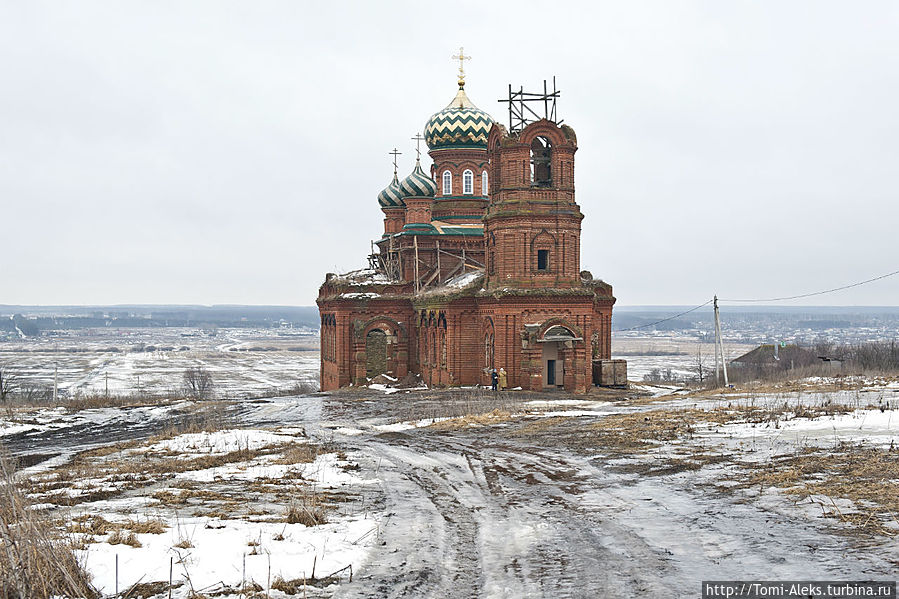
<box><xmin>377</xmin><ymin>173</ymin><xmax>404</xmax><ymax>208</ymax></box>
<box><xmin>399</xmin><ymin>160</ymin><xmax>437</xmax><ymax>198</ymax></box>
<box><xmin>424</xmin><ymin>86</ymin><xmax>495</xmax><ymax>150</ymax></box>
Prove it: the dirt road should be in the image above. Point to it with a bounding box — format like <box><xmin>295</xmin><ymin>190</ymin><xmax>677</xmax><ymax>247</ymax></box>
<box><xmin>4</xmin><ymin>389</ymin><xmax>897</xmax><ymax>598</ymax></box>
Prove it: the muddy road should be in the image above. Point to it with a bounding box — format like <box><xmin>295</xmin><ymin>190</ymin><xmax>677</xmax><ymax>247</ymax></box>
<box><xmin>4</xmin><ymin>389</ymin><xmax>897</xmax><ymax>598</ymax></box>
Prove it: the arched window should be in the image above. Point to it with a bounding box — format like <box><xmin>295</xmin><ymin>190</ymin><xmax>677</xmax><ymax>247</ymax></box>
<box><xmin>442</xmin><ymin>170</ymin><xmax>452</xmax><ymax>195</ymax></box>
<box><xmin>481</xmin><ymin>171</ymin><xmax>488</xmax><ymax>196</ymax></box>
<box><xmin>462</xmin><ymin>169</ymin><xmax>473</xmax><ymax>195</ymax></box>
<box><xmin>530</xmin><ymin>136</ymin><xmax>552</xmax><ymax>187</ymax></box>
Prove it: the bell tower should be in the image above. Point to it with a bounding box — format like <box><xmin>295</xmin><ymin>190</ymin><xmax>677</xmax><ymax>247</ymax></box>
<box><xmin>484</xmin><ymin>81</ymin><xmax>582</xmax><ymax>289</ymax></box>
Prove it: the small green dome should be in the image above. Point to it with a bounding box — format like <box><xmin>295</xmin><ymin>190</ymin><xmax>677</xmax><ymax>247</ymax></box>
<box><xmin>377</xmin><ymin>173</ymin><xmax>404</xmax><ymax>208</ymax></box>
<box><xmin>399</xmin><ymin>160</ymin><xmax>437</xmax><ymax>198</ymax></box>
<box><xmin>424</xmin><ymin>86</ymin><xmax>495</xmax><ymax>150</ymax></box>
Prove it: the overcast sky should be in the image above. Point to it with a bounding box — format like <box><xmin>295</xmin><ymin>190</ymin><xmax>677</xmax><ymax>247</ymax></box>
<box><xmin>2</xmin><ymin>1</ymin><xmax>897</xmax><ymax>307</ymax></box>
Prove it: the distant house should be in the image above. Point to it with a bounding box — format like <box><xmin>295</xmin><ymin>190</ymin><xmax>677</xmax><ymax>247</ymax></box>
<box><xmin>730</xmin><ymin>344</ymin><xmax>820</xmax><ymax>371</ymax></box>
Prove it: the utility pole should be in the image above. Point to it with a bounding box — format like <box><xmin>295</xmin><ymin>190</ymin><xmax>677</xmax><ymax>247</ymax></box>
<box><xmin>713</xmin><ymin>295</ymin><xmax>729</xmax><ymax>387</ymax></box>
<box><xmin>53</xmin><ymin>364</ymin><xmax>58</xmax><ymax>403</ymax></box>
<box><xmin>105</xmin><ymin>371</ymin><xmax>109</xmax><ymax>398</ymax></box>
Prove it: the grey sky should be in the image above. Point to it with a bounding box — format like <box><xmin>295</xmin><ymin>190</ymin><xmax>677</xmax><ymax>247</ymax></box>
<box><xmin>2</xmin><ymin>1</ymin><xmax>897</xmax><ymax>306</ymax></box>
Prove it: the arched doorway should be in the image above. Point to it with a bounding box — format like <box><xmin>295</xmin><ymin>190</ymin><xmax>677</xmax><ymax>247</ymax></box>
<box><xmin>540</xmin><ymin>325</ymin><xmax>577</xmax><ymax>388</ymax></box>
<box><xmin>365</xmin><ymin>329</ymin><xmax>388</xmax><ymax>378</ymax></box>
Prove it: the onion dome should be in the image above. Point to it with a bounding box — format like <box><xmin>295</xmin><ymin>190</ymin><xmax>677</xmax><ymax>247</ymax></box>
<box><xmin>399</xmin><ymin>160</ymin><xmax>437</xmax><ymax>198</ymax></box>
<box><xmin>424</xmin><ymin>86</ymin><xmax>495</xmax><ymax>150</ymax></box>
<box><xmin>377</xmin><ymin>173</ymin><xmax>404</xmax><ymax>208</ymax></box>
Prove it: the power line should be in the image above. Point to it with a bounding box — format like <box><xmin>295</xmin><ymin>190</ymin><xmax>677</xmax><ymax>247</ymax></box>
<box><xmin>720</xmin><ymin>268</ymin><xmax>899</xmax><ymax>304</ymax></box>
<box><xmin>614</xmin><ymin>299</ymin><xmax>713</xmax><ymax>332</ymax></box>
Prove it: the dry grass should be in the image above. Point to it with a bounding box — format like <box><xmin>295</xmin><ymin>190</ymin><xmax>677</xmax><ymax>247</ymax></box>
<box><xmin>272</xmin><ymin>574</ymin><xmax>340</xmax><ymax>593</ymax></box>
<box><xmin>429</xmin><ymin>409</ymin><xmax>512</xmax><ymax>430</ymax></box>
<box><xmin>27</xmin><ymin>439</ymin><xmax>302</xmax><ymax>508</ymax></box>
<box><xmin>275</xmin><ymin>443</ymin><xmax>318</xmax><ymax>465</ymax></box>
<box><xmin>68</xmin><ymin>514</ymin><xmax>115</xmax><ymax>535</ymax></box>
<box><xmin>107</xmin><ymin>528</ymin><xmax>142</xmax><ymax>547</ymax></box>
<box><xmin>513</xmin><ymin>416</ymin><xmax>572</xmax><ymax>437</ymax></box>
<box><xmin>286</xmin><ymin>491</ymin><xmax>328</xmax><ymax>526</ymax></box>
<box><xmin>743</xmin><ymin>444</ymin><xmax>899</xmax><ymax>535</ymax></box>
<box><xmin>125</xmin><ymin>581</ymin><xmax>182</xmax><ymax>599</ymax></box>
<box><xmin>125</xmin><ymin>517</ymin><xmax>167</xmax><ymax>534</ymax></box>
<box><xmin>0</xmin><ymin>450</ymin><xmax>98</xmax><ymax>599</ymax></box>
<box><xmin>585</xmin><ymin>410</ymin><xmax>697</xmax><ymax>451</ymax></box>
<box><xmin>582</xmin><ymin>403</ymin><xmax>860</xmax><ymax>453</ymax></box>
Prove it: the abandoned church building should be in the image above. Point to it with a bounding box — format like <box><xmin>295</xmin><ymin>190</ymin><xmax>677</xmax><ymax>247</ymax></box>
<box><xmin>317</xmin><ymin>60</ymin><xmax>623</xmax><ymax>394</ymax></box>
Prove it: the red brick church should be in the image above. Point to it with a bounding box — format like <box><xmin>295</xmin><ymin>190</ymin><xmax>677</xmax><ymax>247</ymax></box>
<box><xmin>317</xmin><ymin>61</ymin><xmax>619</xmax><ymax>394</ymax></box>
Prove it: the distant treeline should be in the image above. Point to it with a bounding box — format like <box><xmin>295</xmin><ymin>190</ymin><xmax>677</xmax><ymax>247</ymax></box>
<box><xmin>0</xmin><ymin>306</ymin><xmax>321</xmax><ymax>336</ymax></box>
<box><xmin>610</xmin><ymin>315</ymin><xmax>695</xmax><ymax>331</ymax></box>
<box><xmin>814</xmin><ymin>340</ymin><xmax>899</xmax><ymax>371</ymax></box>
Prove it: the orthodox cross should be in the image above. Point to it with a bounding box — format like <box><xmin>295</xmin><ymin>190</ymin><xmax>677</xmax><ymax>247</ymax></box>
<box><xmin>389</xmin><ymin>148</ymin><xmax>402</xmax><ymax>176</ymax></box>
<box><xmin>411</xmin><ymin>133</ymin><xmax>425</xmax><ymax>161</ymax></box>
<box><xmin>452</xmin><ymin>46</ymin><xmax>471</xmax><ymax>87</ymax></box>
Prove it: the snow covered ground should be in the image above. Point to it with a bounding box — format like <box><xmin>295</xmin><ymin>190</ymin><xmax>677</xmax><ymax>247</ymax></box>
<box><xmin>3</xmin><ymin>373</ymin><xmax>899</xmax><ymax>597</ymax></box>
<box><xmin>0</xmin><ymin>327</ymin><xmax>319</xmax><ymax>398</ymax></box>
<box><xmin>19</xmin><ymin>423</ymin><xmax>381</xmax><ymax>598</ymax></box>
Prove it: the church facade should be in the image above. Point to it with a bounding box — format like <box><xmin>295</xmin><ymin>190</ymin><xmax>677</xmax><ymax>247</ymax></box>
<box><xmin>317</xmin><ymin>69</ymin><xmax>618</xmax><ymax>394</ymax></box>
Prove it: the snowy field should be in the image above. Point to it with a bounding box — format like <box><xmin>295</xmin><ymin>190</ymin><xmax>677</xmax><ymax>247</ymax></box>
<box><xmin>0</xmin><ymin>327</ymin><xmax>319</xmax><ymax>398</ymax></box>
<box><xmin>613</xmin><ymin>333</ymin><xmax>755</xmax><ymax>381</ymax></box>
<box><xmin>2</xmin><ymin>375</ymin><xmax>898</xmax><ymax>597</ymax></box>
<box><xmin>3</xmin><ymin>328</ymin><xmax>899</xmax><ymax>597</ymax></box>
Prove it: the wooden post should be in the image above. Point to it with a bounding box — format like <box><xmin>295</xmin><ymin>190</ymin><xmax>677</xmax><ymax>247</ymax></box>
<box><xmin>436</xmin><ymin>239</ymin><xmax>441</xmax><ymax>284</ymax></box>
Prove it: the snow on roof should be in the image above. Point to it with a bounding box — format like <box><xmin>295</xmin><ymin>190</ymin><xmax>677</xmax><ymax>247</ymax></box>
<box><xmin>445</xmin><ymin>269</ymin><xmax>484</xmax><ymax>288</ymax></box>
<box><xmin>330</xmin><ymin>268</ymin><xmax>391</xmax><ymax>286</ymax></box>
<box><xmin>417</xmin><ymin>269</ymin><xmax>485</xmax><ymax>296</ymax></box>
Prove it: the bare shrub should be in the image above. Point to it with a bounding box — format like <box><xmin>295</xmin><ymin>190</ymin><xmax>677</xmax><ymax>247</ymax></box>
<box><xmin>0</xmin><ymin>365</ymin><xmax>15</xmax><ymax>418</ymax></box>
<box><xmin>182</xmin><ymin>366</ymin><xmax>215</xmax><ymax>399</ymax></box>
<box><xmin>0</xmin><ymin>450</ymin><xmax>97</xmax><ymax>599</ymax></box>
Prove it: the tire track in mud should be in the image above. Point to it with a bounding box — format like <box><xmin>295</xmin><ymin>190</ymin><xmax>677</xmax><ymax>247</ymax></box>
<box><xmin>335</xmin><ymin>429</ymin><xmax>679</xmax><ymax>598</ymax></box>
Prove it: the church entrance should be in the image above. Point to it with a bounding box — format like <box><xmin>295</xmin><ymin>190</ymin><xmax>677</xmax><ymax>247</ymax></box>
<box><xmin>541</xmin><ymin>342</ymin><xmax>562</xmax><ymax>388</ymax></box>
<box><xmin>540</xmin><ymin>325</ymin><xmax>579</xmax><ymax>389</ymax></box>
<box><xmin>365</xmin><ymin>329</ymin><xmax>388</xmax><ymax>378</ymax></box>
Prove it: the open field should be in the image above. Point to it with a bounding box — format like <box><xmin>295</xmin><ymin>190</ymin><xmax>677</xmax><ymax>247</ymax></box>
<box><xmin>2</xmin><ymin>373</ymin><xmax>898</xmax><ymax>597</ymax></box>
<box><xmin>2</xmin><ymin>326</ymin><xmax>899</xmax><ymax>597</ymax></box>
<box><xmin>0</xmin><ymin>327</ymin><xmax>319</xmax><ymax>399</ymax></box>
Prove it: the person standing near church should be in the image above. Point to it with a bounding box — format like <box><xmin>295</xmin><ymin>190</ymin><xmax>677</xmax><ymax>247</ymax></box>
<box><xmin>491</xmin><ymin>368</ymin><xmax>498</xmax><ymax>391</ymax></box>
<box><xmin>498</xmin><ymin>367</ymin><xmax>507</xmax><ymax>391</ymax></box>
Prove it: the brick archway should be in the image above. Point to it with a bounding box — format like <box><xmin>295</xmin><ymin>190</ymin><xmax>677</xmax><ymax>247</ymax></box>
<box><xmin>352</xmin><ymin>317</ymin><xmax>408</xmax><ymax>385</ymax></box>
<box><xmin>536</xmin><ymin>319</ymin><xmax>586</xmax><ymax>393</ymax></box>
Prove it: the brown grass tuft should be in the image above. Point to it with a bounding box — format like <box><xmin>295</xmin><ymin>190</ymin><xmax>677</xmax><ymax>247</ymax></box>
<box><xmin>276</xmin><ymin>443</ymin><xmax>318</xmax><ymax>465</ymax></box>
<box><xmin>107</xmin><ymin>528</ymin><xmax>142</xmax><ymax>547</ymax></box>
<box><xmin>0</xmin><ymin>450</ymin><xmax>98</xmax><ymax>599</ymax></box>
<box><xmin>286</xmin><ymin>491</ymin><xmax>327</xmax><ymax>526</ymax></box>
<box><xmin>429</xmin><ymin>409</ymin><xmax>512</xmax><ymax>430</ymax></box>
<box><xmin>125</xmin><ymin>517</ymin><xmax>167</xmax><ymax>534</ymax></box>
<box><xmin>742</xmin><ymin>444</ymin><xmax>899</xmax><ymax>536</ymax></box>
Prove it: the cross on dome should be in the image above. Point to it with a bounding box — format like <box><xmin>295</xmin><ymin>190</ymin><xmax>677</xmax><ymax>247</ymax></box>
<box><xmin>452</xmin><ymin>46</ymin><xmax>471</xmax><ymax>88</ymax></box>
<box><xmin>411</xmin><ymin>133</ymin><xmax>425</xmax><ymax>161</ymax></box>
<box><xmin>389</xmin><ymin>148</ymin><xmax>402</xmax><ymax>176</ymax></box>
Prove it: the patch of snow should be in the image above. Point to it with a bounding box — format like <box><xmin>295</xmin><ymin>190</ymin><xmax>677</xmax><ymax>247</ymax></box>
<box><xmin>143</xmin><ymin>429</ymin><xmax>298</xmax><ymax>455</ymax></box>
<box><xmin>368</xmin><ymin>384</ymin><xmax>401</xmax><ymax>394</ymax></box>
